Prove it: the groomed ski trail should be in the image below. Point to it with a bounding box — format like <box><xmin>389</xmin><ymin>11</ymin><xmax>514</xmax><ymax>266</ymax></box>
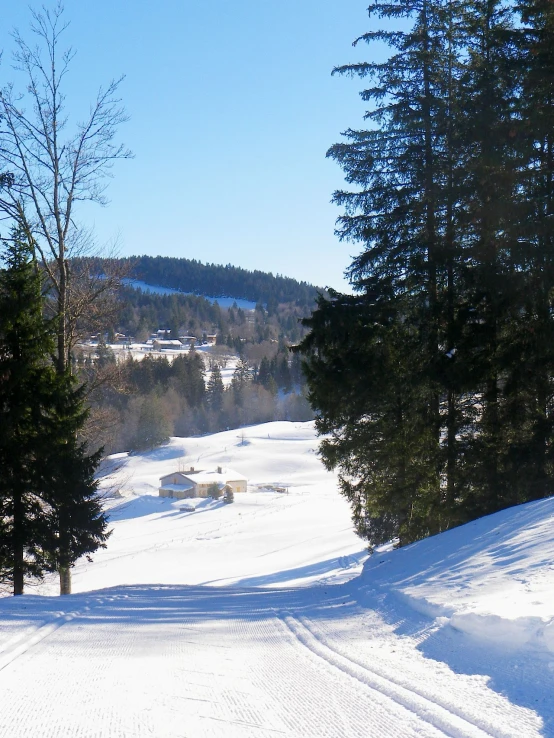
<box><xmin>0</xmin><ymin>585</ymin><xmax>541</xmax><ymax>738</ymax></box>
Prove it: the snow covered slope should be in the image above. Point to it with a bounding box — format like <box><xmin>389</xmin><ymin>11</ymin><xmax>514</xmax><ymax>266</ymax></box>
<box><xmin>360</xmin><ymin>497</ymin><xmax>554</xmax><ymax>650</ymax></box>
<box><xmin>61</xmin><ymin>421</ymin><xmax>368</xmax><ymax>594</ymax></box>
<box><xmin>124</xmin><ymin>278</ymin><xmax>257</xmax><ymax>309</ymax></box>
<box><xmin>0</xmin><ymin>421</ymin><xmax>553</xmax><ymax>737</ymax></box>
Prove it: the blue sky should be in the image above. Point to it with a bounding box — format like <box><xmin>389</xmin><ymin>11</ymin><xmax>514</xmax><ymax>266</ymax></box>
<box><xmin>0</xmin><ymin>2</ymin><xmax>376</xmax><ymax>291</ymax></box>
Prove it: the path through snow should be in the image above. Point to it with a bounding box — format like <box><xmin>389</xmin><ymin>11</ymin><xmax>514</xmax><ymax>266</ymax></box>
<box><xmin>0</xmin><ymin>584</ymin><xmax>541</xmax><ymax>738</ymax></box>
<box><xmin>0</xmin><ymin>422</ymin><xmax>552</xmax><ymax>736</ymax></box>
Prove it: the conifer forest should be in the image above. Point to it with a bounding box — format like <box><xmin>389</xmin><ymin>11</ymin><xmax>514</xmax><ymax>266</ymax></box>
<box><xmin>298</xmin><ymin>0</ymin><xmax>554</xmax><ymax>547</ymax></box>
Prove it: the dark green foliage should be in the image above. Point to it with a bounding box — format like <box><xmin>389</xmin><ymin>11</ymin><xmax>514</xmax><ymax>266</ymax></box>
<box><xmin>206</xmin><ymin>366</ymin><xmax>225</xmax><ymax>414</ymax></box>
<box><xmin>208</xmin><ymin>483</ymin><xmax>222</xmax><ymax>500</ymax></box>
<box><xmin>39</xmin><ymin>373</ymin><xmax>110</xmax><ymax>574</ymax></box>
<box><xmin>0</xmin><ymin>232</ymin><xmax>108</xmax><ymax>594</ymax></box>
<box><xmin>98</xmin><ymin>255</ymin><xmax>320</xmax><ymax>307</ymax></box>
<box><xmin>0</xmin><ymin>233</ymin><xmax>57</xmax><ymax>592</ymax></box>
<box><xmin>129</xmin><ymin>395</ymin><xmax>172</xmax><ymax>452</ymax></box>
<box><xmin>299</xmin><ymin>291</ymin><xmax>442</xmax><ymax>546</ymax></box>
<box><xmin>298</xmin><ymin>0</ymin><xmax>554</xmax><ymax>549</ymax></box>
<box><xmin>172</xmin><ymin>353</ymin><xmax>205</xmax><ymax>407</ymax></box>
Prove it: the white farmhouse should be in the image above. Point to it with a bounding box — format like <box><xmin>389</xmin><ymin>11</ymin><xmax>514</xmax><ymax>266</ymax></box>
<box><xmin>159</xmin><ymin>466</ymin><xmax>247</xmax><ymax>499</ymax></box>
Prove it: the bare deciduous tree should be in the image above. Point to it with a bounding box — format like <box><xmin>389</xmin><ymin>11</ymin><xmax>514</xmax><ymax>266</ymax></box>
<box><xmin>0</xmin><ymin>2</ymin><xmax>132</xmax><ymax>372</ymax></box>
<box><xmin>0</xmin><ymin>3</ymin><xmax>132</xmax><ymax>594</ymax></box>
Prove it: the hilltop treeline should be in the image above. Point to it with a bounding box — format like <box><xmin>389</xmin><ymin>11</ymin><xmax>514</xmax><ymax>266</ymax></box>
<box><xmin>85</xmin><ymin>255</ymin><xmax>321</xmax><ymax>310</ymax></box>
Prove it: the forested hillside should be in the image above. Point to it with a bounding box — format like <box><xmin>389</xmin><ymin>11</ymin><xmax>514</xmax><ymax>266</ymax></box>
<box><xmin>85</xmin><ymin>255</ymin><xmax>321</xmax><ymax>311</ymax></box>
<box><xmin>82</xmin><ymin>348</ymin><xmax>311</xmax><ymax>455</ymax></box>
<box><xmin>115</xmin><ymin>284</ymin><xmax>309</xmax><ymax>347</ymax></box>
<box><xmin>74</xmin><ymin>258</ymin><xmax>317</xmax><ymax>455</ymax></box>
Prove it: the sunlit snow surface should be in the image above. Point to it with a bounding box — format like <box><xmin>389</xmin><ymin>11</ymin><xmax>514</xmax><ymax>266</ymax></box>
<box><xmin>124</xmin><ymin>279</ymin><xmax>257</xmax><ymax>310</ymax></box>
<box><xmin>0</xmin><ymin>421</ymin><xmax>553</xmax><ymax>737</ymax></box>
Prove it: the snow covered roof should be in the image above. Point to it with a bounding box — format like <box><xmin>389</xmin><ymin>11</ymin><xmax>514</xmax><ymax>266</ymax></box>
<box><xmin>184</xmin><ymin>468</ymin><xmax>246</xmax><ymax>484</ymax></box>
<box><xmin>153</xmin><ymin>339</ymin><xmax>183</xmax><ymax>347</ymax></box>
<box><xmin>159</xmin><ymin>468</ymin><xmax>247</xmax><ymax>486</ymax></box>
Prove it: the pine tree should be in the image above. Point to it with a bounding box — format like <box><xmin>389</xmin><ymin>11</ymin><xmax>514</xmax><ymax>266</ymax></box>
<box><xmin>503</xmin><ymin>0</ymin><xmax>554</xmax><ymax>503</ymax></box>
<box><xmin>129</xmin><ymin>395</ymin><xmax>172</xmax><ymax>452</ymax></box>
<box><xmin>299</xmin><ymin>0</ymin><xmax>554</xmax><ymax>547</ymax></box>
<box><xmin>0</xmin><ymin>230</ymin><xmax>110</xmax><ymax>594</ymax></box>
<box><xmin>298</xmin><ymin>290</ymin><xmax>441</xmax><ymax>545</ymax></box>
<box><xmin>231</xmin><ymin>359</ymin><xmax>251</xmax><ymax>408</ymax></box>
<box><xmin>0</xmin><ymin>231</ymin><xmax>56</xmax><ymax>593</ymax></box>
<box><xmin>39</xmin><ymin>374</ymin><xmax>110</xmax><ymax>593</ymax></box>
<box><xmin>206</xmin><ymin>366</ymin><xmax>225</xmax><ymax>414</ymax></box>
<box><xmin>301</xmin><ymin>0</ymin><xmax>466</xmax><ymax>545</ymax></box>
<box><xmin>449</xmin><ymin>0</ymin><xmax>525</xmax><ymax>519</ymax></box>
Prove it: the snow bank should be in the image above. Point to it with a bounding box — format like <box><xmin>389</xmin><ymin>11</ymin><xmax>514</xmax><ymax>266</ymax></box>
<box><xmin>357</xmin><ymin>496</ymin><xmax>554</xmax><ymax>655</ymax></box>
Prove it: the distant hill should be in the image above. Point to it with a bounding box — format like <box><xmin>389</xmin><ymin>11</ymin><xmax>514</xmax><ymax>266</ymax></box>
<box><xmin>117</xmin><ymin>255</ymin><xmax>321</xmax><ymax>309</ymax></box>
<box><xmin>70</xmin><ymin>255</ymin><xmax>321</xmax><ymax>347</ymax></box>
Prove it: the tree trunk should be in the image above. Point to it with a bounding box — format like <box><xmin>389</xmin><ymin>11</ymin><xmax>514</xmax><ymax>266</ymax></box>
<box><xmin>59</xmin><ymin>566</ymin><xmax>71</xmax><ymax>595</ymax></box>
<box><xmin>13</xmin><ymin>489</ymin><xmax>24</xmax><ymax>596</ymax></box>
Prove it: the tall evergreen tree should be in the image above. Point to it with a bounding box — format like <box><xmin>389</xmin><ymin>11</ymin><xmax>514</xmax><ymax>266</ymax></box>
<box><xmin>206</xmin><ymin>366</ymin><xmax>225</xmax><ymax>414</ymax></box>
<box><xmin>0</xmin><ymin>230</ymin><xmax>109</xmax><ymax>594</ymax></box>
<box><xmin>299</xmin><ymin>0</ymin><xmax>554</xmax><ymax>547</ymax></box>
<box><xmin>454</xmin><ymin>0</ymin><xmax>521</xmax><ymax>518</ymax></box>
<box><xmin>303</xmin><ymin>0</ymin><xmax>465</xmax><ymax>544</ymax></box>
<box><xmin>504</xmin><ymin>0</ymin><xmax>554</xmax><ymax>503</ymax></box>
<box><xmin>0</xmin><ymin>231</ymin><xmax>56</xmax><ymax>593</ymax></box>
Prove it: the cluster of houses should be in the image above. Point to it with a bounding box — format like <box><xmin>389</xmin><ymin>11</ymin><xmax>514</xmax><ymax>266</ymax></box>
<box><xmin>158</xmin><ymin>466</ymin><xmax>247</xmax><ymax>499</ymax></box>
<box><xmin>152</xmin><ymin>330</ymin><xmax>217</xmax><ymax>351</ymax></box>
<box><xmin>84</xmin><ymin>329</ymin><xmax>218</xmax><ymax>354</ymax></box>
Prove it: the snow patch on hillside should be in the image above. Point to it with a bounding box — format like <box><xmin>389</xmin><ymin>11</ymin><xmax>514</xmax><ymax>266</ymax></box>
<box><xmin>124</xmin><ymin>279</ymin><xmax>257</xmax><ymax>310</ymax></box>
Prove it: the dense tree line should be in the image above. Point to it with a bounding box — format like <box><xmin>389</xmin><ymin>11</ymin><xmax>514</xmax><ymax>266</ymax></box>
<box><xmin>82</xmin><ymin>347</ymin><xmax>311</xmax><ymax>455</ymax></box>
<box><xmin>80</xmin><ymin>255</ymin><xmax>321</xmax><ymax>311</ymax></box>
<box><xmin>0</xmin><ymin>234</ymin><xmax>108</xmax><ymax>595</ymax></box>
<box><xmin>297</xmin><ymin>0</ymin><xmax>554</xmax><ymax>548</ymax></box>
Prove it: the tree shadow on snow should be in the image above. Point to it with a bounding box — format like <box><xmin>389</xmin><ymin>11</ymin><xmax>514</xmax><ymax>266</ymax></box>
<box><xmin>228</xmin><ymin>550</ymin><xmax>367</xmax><ymax>588</ymax></box>
<box><xmin>350</xmin><ymin>586</ymin><xmax>554</xmax><ymax>737</ymax></box>
<box><xmin>344</xmin><ymin>497</ymin><xmax>554</xmax><ymax>737</ymax></box>
<box><xmin>107</xmin><ymin>495</ymin><xmax>170</xmax><ymax>521</ymax></box>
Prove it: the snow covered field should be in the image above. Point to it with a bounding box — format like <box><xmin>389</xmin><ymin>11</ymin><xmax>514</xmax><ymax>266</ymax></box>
<box><xmin>0</xmin><ymin>421</ymin><xmax>553</xmax><ymax>737</ymax></box>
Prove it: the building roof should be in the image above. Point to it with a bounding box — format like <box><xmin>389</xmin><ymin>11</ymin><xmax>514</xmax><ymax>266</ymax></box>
<box><xmin>153</xmin><ymin>339</ymin><xmax>183</xmax><ymax>347</ymax></box>
<box><xmin>159</xmin><ymin>467</ymin><xmax>247</xmax><ymax>486</ymax></box>
<box><xmin>186</xmin><ymin>469</ymin><xmax>247</xmax><ymax>485</ymax></box>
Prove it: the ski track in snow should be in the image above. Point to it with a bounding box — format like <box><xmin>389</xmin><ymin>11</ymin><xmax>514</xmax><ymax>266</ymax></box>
<box><xmin>0</xmin><ymin>586</ymin><xmax>542</xmax><ymax>738</ymax></box>
<box><xmin>0</xmin><ymin>422</ymin><xmax>550</xmax><ymax>737</ymax></box>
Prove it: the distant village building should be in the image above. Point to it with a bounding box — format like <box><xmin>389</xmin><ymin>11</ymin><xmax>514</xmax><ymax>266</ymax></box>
<box><xmin>159</xmin><ymin>466</ymin><xmax>247</xmax><ymax>499</ymax></box>
<box><xmin>152</xmin><ymin>339</ymin><xmax>184</xmax><ymax>351</ymax></box>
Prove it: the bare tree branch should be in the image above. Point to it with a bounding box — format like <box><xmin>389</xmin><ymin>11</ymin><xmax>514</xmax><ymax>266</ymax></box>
<box><xmin>0</xmin><ymin>4</ymin><xmax>132</xmax><ymax>375</ymax></box>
